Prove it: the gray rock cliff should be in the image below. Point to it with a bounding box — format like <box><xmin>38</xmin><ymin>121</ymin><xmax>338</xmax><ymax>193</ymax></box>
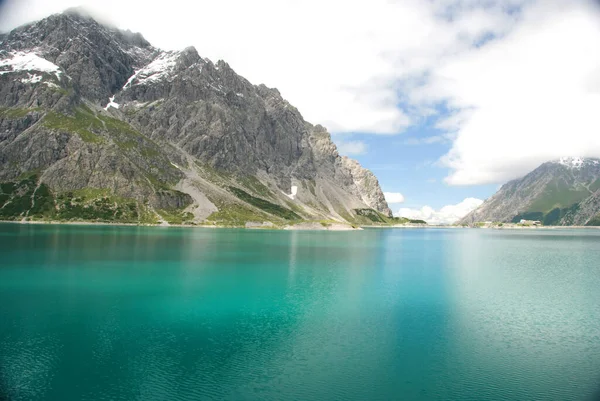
<box><xmin>0</xmin><ymin>9</ymin><xmax>391</xmax><ymax>224</ymax></box>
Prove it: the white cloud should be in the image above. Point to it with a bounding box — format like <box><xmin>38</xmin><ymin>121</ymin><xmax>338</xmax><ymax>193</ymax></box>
<box><xmin>414</xmin><ymin>1</ymin><xmax>600</xmax><ymax>185</ymax></box>
<box><xmin>336</xmin><ymin>140</ymin><xmax>367</xmax><ymax>156</ymax></box>
<box><xmin>384</xmin><ymin>192</ymin><xmax>405</xmax><ymax>204</ymax></box>
<box><xmin>397</xmin><ymin>197</ymin><xmax>483</xmax><ymax>225</ymax></box>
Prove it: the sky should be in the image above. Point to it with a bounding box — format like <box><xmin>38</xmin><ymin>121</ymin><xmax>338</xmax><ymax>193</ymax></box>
<box><xmin>2</xmin><ymin>0</ymin><xmax>600</xmax><ymax>223</ymax></box>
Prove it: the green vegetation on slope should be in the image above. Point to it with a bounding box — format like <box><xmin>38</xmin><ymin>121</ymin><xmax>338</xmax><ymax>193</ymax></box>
<box><xmin>352</xmin><ymin>208</ymin><xmax>419</xmax><ymax>225</ymax></box>
<box><xmin>512</xmin><ymin>202</ymin><xmax>582</xmax><ymax>226</ymax></box>
<box><xmin>354</xmin><ymin>208</ymin><xmax>386</xmax><ymax>223</ymax></box>
<box><xmin>156</xmin><ymin>209</ymin><xmax>194</xmax><ymax>225</ymax></box>
<box><xmin>43</xmin><ymin>109</ymin><xmax>104</xmax><ymax>143</ymax></box>
<box><xmin>55</xmin><ymin>192</ymin><xmax>145</xmax><ymax>223</ymax></box>
<box><xmin>42</xmin><ymin>107</ymin><xmax>164</xmax><ymax>159</ymax></box>
<box><xmin>228</xmin><ymin>187</ymin><xmax>300</xmax><ymax>220</ymax></box>
<box><xmin>0</xmin><ymin>175</ymin><xmax>54</xmax><ymax>218</ymax></box>
<box><xmin>0</xmin><ymin>107</ymin><xmax>41</xmax><ymax>119</ymax></box>
<box><xmin>330</xmin><ymin>202</ymin><xmax>354</xmax><ymax>223</ymax></box>
<box><xmin>542</xmin><ymin>208</ymin><xmax>562</xmax><ymax>225</ymax></box>
<box><xmin>195</xmin><ymin>162</ymin><xmax>233</xmax><ymax>185</ymax></box>
<box><xmin>100</xmin><ymin>113</ymin><xmax>160</xmax><ymax>157</ymax></box>
<box><xmin>42</xmin><ymin>106</ymin><xmax>180</xmax><ymax>191</ymax></box>
<box><xmin>206</xmin><ymin>203</ymin><xmax>274</xmax><ymax>227</ymax></box>
<box><xmin>526</xmin><ymin>179</ymin><xmax>590</xmax><ymax>213</ymax></box>
<box><xmin>236</xmin><ymin>175</ymin><xmax>273</xmax><ymax>198</ymax></box>
<box><xmin>0</xmin><ymin>175</ymin><xmax>161</xmax><ymax>224</ymax></box>
<box><xmin>543</xmin><ymin>203</ymin><xmax>581</xmax><ymax>225</ymax></box>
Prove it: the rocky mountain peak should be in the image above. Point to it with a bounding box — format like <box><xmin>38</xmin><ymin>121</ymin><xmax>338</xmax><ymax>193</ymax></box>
<box><xmin>0</xmin><ymin>10</ymin><xmax>393</xmax><ymax>226</ymax></box>
<box><xmin>173</xmin><ymin>46</ymin><xmax>205</xmax><ymax>71</ymax></box>
<box><xmin>1</xmin><ymin>8</ymin><xmax>159</xmax><ymax>103</ymax></box>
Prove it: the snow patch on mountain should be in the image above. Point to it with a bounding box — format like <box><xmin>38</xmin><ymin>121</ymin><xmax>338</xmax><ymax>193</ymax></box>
<box><xmin>128</xmin><ymin>51</ymin><xmax>180</xmax><ymax>86</ymax></box>
<box><xmin>558</xmin><ymin>157</ymin><xmax>585</xmax><ymax>168</ymax></box>
<box><xmin>104</xmin><ymin>96</ymin><xmax>120</xmax><ymax>110</ymax></box>
<box><xmin>20</xmin><ymin>73</ymin><xmax>42</xmax><ymax>84</ymax></box>
<box><xmin>122</xmin><ymin>71</ymin><xmax>139</xmax><ymax>89</ymax></box>
<box><xmin>0</xmin><ymin>51</ymin><xmax>62</xmax><ymax>78</ymax></box>
<box><xmin>283</xmin><ymin>185</ymin><xmax>298</xmax><ymax>200</ymax></box>
<box><xmin>555</xmin><ymin>157</ymin><xmax>600</xmax><ymax>169</ymax></box>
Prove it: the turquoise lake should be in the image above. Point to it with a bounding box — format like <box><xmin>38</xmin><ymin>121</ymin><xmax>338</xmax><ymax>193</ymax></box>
<box><xmin>1</xmin><ymin>223</ymin><xmax>600</xmax><ymax>400</ymax></box>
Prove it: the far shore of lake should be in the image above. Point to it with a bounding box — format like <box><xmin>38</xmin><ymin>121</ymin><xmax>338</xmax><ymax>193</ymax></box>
<box><xmin>1</xmin><ymin>220</ymin><xmax>599</xmax><ymax>231</ymax></box>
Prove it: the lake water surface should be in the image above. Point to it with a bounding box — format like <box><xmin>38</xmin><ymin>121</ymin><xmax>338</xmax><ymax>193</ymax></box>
<box><xmin>1</xmin><ymin>223</ymin><xmax>600</xmax><ymax>400</ymax></box>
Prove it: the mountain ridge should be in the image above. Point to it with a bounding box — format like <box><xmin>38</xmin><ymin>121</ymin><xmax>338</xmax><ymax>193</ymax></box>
<box><xmin>459</xmin><ymin>157</ymin><xmax>600</xmax><ymax>226</ymax></box>
<box><xmin>0</xmin><ymin>9</ymin><xmax>396</xmax><ymax>227</ymax></box>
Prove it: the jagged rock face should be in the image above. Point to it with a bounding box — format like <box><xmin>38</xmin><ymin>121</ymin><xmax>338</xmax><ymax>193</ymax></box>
<box><xmin>341</xmin><ymin>157</ymin><xmax>392</xmax><ymax>217</ymax></box>
<box><xmin>0</xmin><ymin>9</ymin><xmax>391</xmax><ymax>223</ymax></box>
<box><xmin>119</xmin><ymin>51</ymin><xmax>310</xmax><ymax>187</ymax></box>
<box><xmin>2</xmin><ymin>9</ymin><xmax>156</xmax><ymax>104</ymax></box>
<box><xmin>460</xmin><ymin>158</ymin><xmax>600</xmax><ymax>225</ymax></box>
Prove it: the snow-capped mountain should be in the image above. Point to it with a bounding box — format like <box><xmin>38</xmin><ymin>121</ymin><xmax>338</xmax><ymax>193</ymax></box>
<box><xmin>459</xmin><ymin>157</ymin><xmax>600</xmax><ymax>226</ymax></box>
<box><xmin>0</xmin><ymin>8</ymin><xmax>392</xmax><ymax>225</ymax></box>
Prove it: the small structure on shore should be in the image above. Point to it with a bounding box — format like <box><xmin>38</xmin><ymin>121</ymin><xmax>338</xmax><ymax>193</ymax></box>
<box><xmin>519</xmin><ymin>219</ymin><xmax>542</xmax><ymax>226</ymax></box>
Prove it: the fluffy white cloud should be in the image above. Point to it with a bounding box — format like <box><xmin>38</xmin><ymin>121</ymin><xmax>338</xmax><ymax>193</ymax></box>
<box><xmin>337</xmin><ymin>140</ymin><xmax>367</xmax><ymax>156</ymax></box>
<box><xmin>414</xmin><ymin>1</ymin><xmax>600</xmax><ymax>185</ymax></box>
<box><xmin>397</xmin><ymin>198</ymin><xmax>483</xmax><ymax>225</ymax></box>
<box><xmin>384</xmin><ymin>192</ymin><xmax>405</xmax><ymax>204</ymax></box>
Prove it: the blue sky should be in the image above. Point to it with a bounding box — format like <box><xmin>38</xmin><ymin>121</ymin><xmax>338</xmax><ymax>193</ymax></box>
<box><xmin>2</xmin><ymin>0</ymin><xmax>600</xmax><ymax>223</ymax></box>
<box><xmin>333</xmin><ymin>100</ymin><xmax>499</xmax><ymax>211</ymax></box>
<box><xmin>336</xmin><ymin>131</ymin><xmax>499</xmax><ymax>211</ymax></box>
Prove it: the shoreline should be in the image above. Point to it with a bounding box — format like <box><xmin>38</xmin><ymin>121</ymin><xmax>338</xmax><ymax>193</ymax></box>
<box><xmin>1</xmin><ymin>220</ymin><xmax>598</xmax><ymax>231</ymax></box>
<box><xmin>0</xmin><ymin>219</ymin><xmax>220</xmax><ymax>229</ymax></box>
<box><xmin>0</xmin><ymin>219</ymin><xmax>360</xmax><ymax>231</ymax></box>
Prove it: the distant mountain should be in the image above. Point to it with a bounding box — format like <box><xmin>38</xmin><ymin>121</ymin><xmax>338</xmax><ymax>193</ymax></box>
<box><xmin>459</xmin><ymin>157</ymin><xmax>600</xmax><ymax>226</ymax></box>
<box><xmin>0</xmin><ymin>9</ymin><xmax>394</xmax><ymax>226</ymax></box>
